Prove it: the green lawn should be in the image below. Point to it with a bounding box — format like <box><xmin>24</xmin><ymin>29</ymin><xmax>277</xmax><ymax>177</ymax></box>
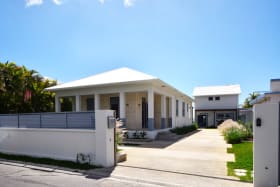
<box><xmin>227</xmin><ymin>142</ymin><xmax>253</xmax><ymax>182</ymax></box>
<box><xmin>0</xmin><ymin>152</ymin><xmax>97</xmax><ymax>170</ymax></box>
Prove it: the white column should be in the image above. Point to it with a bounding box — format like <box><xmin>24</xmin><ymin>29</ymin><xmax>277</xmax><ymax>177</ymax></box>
<box><xmin>119</xmin><ymin>91</ymin><xmax>126</xmax><ymax>121</ymax></box>
<box><xmin>148</xmin><ymin>89</ymin><xmax>154</xmax><ymax>130</ymax></box>
<box><xmin>55</xmin><ymin>95</ymin><xmax>60</xmax><ymax>112</ymax></box>
<box><xmin>75</xmin><ymin>95</ymin><xmax>81</xmax><ymax>112</ymax></box>
<box><xmin>148</xmin><ymin>89</ymin><xmax>154</xmax><ymax>119</ymax></box>
<box><xmin>161</xmin><ymin>95</ymin><xmax>166</xmax><ymax>129</ymax></box>
<box><xmin>95</xmin><ymin>110</ymin><xmax>115</xmax><ymax>167</ymax></box>
<box><xmin>253</xmin><ymin>103</ymin><xmax>279</xmax><ymax>187</ymax></box>
<box><xmin>171</xmin><ymin>96</ymin><xmax>176</xmax><ymax>128</ymax></box>
<box><xmin>94</xmin><ymin>94</ymin><xmax>100</xmax><ymax>111</ymax></box>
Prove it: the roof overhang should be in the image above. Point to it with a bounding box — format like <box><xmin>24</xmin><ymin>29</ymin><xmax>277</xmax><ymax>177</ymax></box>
<box><xmin>46</xmin><ymin>78</ymin><xmax>193</xmax><ymax>102</ymax></box>
<box><xmin>250</xmin><ymin>91</ymin><xmax>280</xmax><ymax>105</ymax></box>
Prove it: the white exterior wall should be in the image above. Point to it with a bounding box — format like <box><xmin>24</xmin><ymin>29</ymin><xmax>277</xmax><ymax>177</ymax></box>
<box><xmin>174</xmin><ymin>98</ymin><xmax>193</xmax><ymax>127</ymax></box>
<box><xmin>195</xmin><ymin>95</ymin><xmax>238</xmax><ymax>110</ymax></box>
<box><xmin>0</xmin><ymin>128</ymin><xmax>95</xmax><ymax>162</ymax></box>
<box><xmin>253</xmin><ymin>103</ymin><xmax>279</xmax><ymax>187</ymax></box>
<box><xmin>0</xmin><ymin>110</ymin><xmax>115</xmax><ymax>167</ymax></box>
<box><xmin>271</xmin><ymin>80</ymin><xmax>280</xmax><ymax>92</ymax></box>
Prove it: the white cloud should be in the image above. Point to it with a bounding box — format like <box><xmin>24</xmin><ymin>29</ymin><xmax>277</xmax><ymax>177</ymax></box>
<box><xmin>25</xmin><ymin>0</ymin><xmax>63</xmax><ymax>7</ymax></box>
<box><xmin>123</xmin><ymin>0</ymin><xmax>135</xmax><ymax>7</ymax></box>
<box><xmin>52</xmin><ymin>0</ymin><xmax>62</xmax><ymax>5</ymax></box>
<box><xmin>25</xmin><ymin>0</ymin><xmax>43</xmax><ymax>7</ymax></box>
<box><xmin>98</xmin><ymin>0</ymin><xmax>105</xmax><ymax>4</ymax></box>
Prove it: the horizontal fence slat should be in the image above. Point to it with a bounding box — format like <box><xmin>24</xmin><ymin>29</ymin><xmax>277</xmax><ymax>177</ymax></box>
<box><xmin>0</xmin><ymin>115</ymin><xmax>18</xmax><ymax>128</ymax></box>
<box><xmin>0</xmin><ymin>112</ymin><xmax>95</xmax><ymax>129</ymax></box>
<box><xmin>19</xmin><ymin>114</ymin><xmax>40</xmax><ymax>128</ymax></box>
<box><xmin>67</xmin><ymin>112</ymin><xmax>95</xmax><ymax>129</ymax></box>
<box><xmin>41</xmin><ymin>113</ymin><xmax>67</xmax><ymax>128</ymax></box>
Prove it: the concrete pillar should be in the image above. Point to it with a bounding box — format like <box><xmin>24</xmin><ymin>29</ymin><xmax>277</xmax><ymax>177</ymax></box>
<box><xmin>161</xmin><ymin>95</ymin><xmax>166</xmax><ymax>129</ymax></box>
<box><xmin>95</xmin><ymin>110</ymin><xmax>115</xmax><ymax>167</ymax></box>
<box><xmin>148</xmin><ymin>89</ymin><xmax>154</xmax><ymax>130</ymax></box>
<box><xmin>253</xmin><ymin>103</ymin><xmax>279</xmax><ymax>187</ymax></box>
<box><xmin>75</xmin><ymin>95</ymin><xmax>81</xmax><ymax>112</ymax></box>
<box><xmin>55</xmin><ymin>95</ymin><xmax>60</xmax><ymax>112</ymax></box>
<box><xmin>171</xmin><ymin>96</ymin><xmax>176</xmax><ymax>128</ymax></box>
<box><xmin>119</xmin><ymin>91</ymin><xmax>126</xmax><ymax>126</ymax></box>
<box><xmin>94</xmin><ymin>94</ymin><xmax>100</xmax><ymax>111</ymax></box>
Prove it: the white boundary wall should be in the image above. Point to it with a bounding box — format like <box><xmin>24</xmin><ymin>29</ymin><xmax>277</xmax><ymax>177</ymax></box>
<box><xmin>0</xmin><ymin>110</ymin><xmax>115</xmax><ymax>167</ymax></box>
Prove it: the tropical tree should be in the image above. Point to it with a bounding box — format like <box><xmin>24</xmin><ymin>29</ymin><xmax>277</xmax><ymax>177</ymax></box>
<box><xmin>243</xmin><ymin>92</ymin><xmax>260</xmax><ymax>108</ymax></box>
<box><xmin>0</xmin><ymin>61</ymin><xmax>57</xmax><ymax>113</ymax></box>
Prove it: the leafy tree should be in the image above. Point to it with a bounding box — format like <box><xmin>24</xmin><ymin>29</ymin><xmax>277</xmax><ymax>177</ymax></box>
<box><xmin>0</xmin><ymin>61</ymin><xmax>57</xmax><ymax>113</ymax></box>
<box><xmin>243</xmin><ymin>92</ymin><xmax>260</xmax><ymax>108</ymax></box>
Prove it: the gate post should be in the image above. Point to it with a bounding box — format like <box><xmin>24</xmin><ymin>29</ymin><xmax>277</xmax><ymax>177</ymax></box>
<box><xmin>253</xmin><ymin>103</ymin><xmax>279</xmax><ymax>187</ymax></box>
<box><xmin>95</xmin><ymin>110</ymin><xmax>115</xmax><ymax>167</ymax></box>
<box><xmin>252</xmin><ymin>79</ymin><xmax>280</xmax><ymax>187</ymax></box>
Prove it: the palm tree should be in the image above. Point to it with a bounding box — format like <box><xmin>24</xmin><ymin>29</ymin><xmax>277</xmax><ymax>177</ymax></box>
<box><xmin>0</xmin><ymin>61</ymin><xmax>57</xmax><ymax>113</ymax></box>
<box><xmin>243</xmin><ymin>92</ymin><xmax>260</xmax><ymax>108</ymax></box>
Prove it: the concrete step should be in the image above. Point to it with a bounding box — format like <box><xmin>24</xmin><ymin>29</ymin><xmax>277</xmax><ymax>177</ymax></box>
<box><xmin>156</xmin><ymin>131</ymin><xmax>183</xmax><ymax>141</ymax></box>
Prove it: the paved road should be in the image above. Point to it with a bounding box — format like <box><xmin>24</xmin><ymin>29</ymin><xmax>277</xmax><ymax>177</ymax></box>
<box><xmin>0</xmin><ymin>161</ymin><xmax>253</xmax><ymax>187</ymax></box>
<box><xmin>0</xmin><ymin>162</ymin><xmax>161</xmax><ymax>187</ymax></box>
<box><xmin>119</xmin><ymin>129</ymin><xmax>235</xmax><ymax>178</ymax></box>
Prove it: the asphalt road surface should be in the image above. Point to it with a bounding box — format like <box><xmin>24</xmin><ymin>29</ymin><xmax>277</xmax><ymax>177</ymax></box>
<box><xmin>0</xmin><ymin>163</ymin><xmax>161</xmax><ymax>187</ymax></box>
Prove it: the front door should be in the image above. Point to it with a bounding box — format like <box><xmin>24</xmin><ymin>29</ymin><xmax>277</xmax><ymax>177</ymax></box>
<box><xmin>110</xmin><ymin>97</ymin><xmax>119</xmax><ymax>119</ymax></box>
<box><xmin>198</xmin><ymin>114</ymin><xmax>208</xmax><ymax>127</ymax></box>
<box><xmin>142</xmin><ymin>98</ymin><xmax>148</xmax><ymax>128</ymax></box>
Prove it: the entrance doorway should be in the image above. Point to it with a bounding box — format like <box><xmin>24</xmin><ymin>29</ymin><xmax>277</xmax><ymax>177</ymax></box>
<box><xmin>142</xmin><ymin>97</ymin><xmax>148</xmax><ymax>128</ymax></box>
<box><xmin>110</xmin><ymin>97</ymin><xmax>119</xmax><ymax>119</ymax></box>
<box><xmin>198</xmin><ymin>114</ymin><xmax>208</xmax><ymax>127</ymax></box>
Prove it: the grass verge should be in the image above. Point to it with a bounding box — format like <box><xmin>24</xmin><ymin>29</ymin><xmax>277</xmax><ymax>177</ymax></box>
<box><xmin>0</xmin><ymin>152</ymin><xmax>97</xmax><ymax>170</ymax></box>
<box><xmin>227</xmin><ymin>142</ymin><xmax>253</xmax><ymax>182</ymax></box>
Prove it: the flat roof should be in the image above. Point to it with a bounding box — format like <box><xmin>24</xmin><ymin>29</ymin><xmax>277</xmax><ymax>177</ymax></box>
<box><xmin>193</xmin><ymin>84</ymin><xmax>241</xmax><ymax>96</ymax></box>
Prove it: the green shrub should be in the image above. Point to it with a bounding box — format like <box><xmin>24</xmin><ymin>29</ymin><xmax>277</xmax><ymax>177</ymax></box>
<box><xmin>116</xmin><ymin>132</ymin><xmax>123</xmax><ymax>145</ymax></box>
<box><xmin>219</xmin><ymin>119</ymin><xmax>253</xmax><ymax>144</ymax></box>
<box><xmin>193</xmin><ymin>122</ymin><xmax>198</xmax><ymax>129</ymax></box>
<box><xmin>132</xmin><ymin>130</ymin><xmax>147</xmax><ymax>139</ymax></box>
<box><xmin>170</xmin><ymin>123</ymin><xmax>197</xmax><ymax>135</ymax></box>
<box><xmin>224</xmin><ymin>127</ymin><xmax>247</xmax><ymax>144</ymax></box>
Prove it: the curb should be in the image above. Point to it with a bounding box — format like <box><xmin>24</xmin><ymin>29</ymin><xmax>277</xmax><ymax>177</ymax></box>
<box><xmin>0</xmin><ymin>159</ymin><xmax>85</xmax><ymax>176</ymax></box>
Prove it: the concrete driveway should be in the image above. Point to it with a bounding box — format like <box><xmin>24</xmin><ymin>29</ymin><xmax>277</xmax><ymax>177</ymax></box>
<box><xmin>119</xmin><ymin>129</ymin><xmax>235</xmax><ymax>178</ymax></box>
<box><xmin>89</xmin><ymin>129</ymin><xmax>252</xmax><ymax>187</ymax></box>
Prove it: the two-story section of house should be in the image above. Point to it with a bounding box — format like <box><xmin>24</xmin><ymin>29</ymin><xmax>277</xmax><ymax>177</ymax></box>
<box><xmin>193</xmin><ymin>84</ymin><xmax>241</xmax><ymax>127</ymax></box>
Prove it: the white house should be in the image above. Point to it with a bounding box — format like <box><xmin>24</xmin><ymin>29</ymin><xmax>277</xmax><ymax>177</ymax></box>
<box><xmin>46</xmin><ymin>68</ymin><xmax>193</xmax><ymax>136</ymax></box>
<box><xmin>193</xmin><ymin>84</ymin><xmax>241</xmax><ymax>127</ymax></box>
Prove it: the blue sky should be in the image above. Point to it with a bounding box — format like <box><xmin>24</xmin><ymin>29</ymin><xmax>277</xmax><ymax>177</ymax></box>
<box><xmin>1</xmin><ymin>0</ymin><xmax>279</xmax><ymax>104</ymax></box>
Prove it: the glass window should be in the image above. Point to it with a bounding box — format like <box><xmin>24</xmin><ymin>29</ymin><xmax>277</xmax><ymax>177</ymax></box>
<box><xmin>208</xmin><ymin>97</ymin><xmax>213</xmax><ymax>101</ymax></box>
<box><xmin>86</xmin><ymin>98</ymin><xmax>95</xmax><ymax>111</ymax></box>
<box><xmin>215</xmin><ymin>96</ymin><xmax>220</xmax><ymax>101</ymax></box>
